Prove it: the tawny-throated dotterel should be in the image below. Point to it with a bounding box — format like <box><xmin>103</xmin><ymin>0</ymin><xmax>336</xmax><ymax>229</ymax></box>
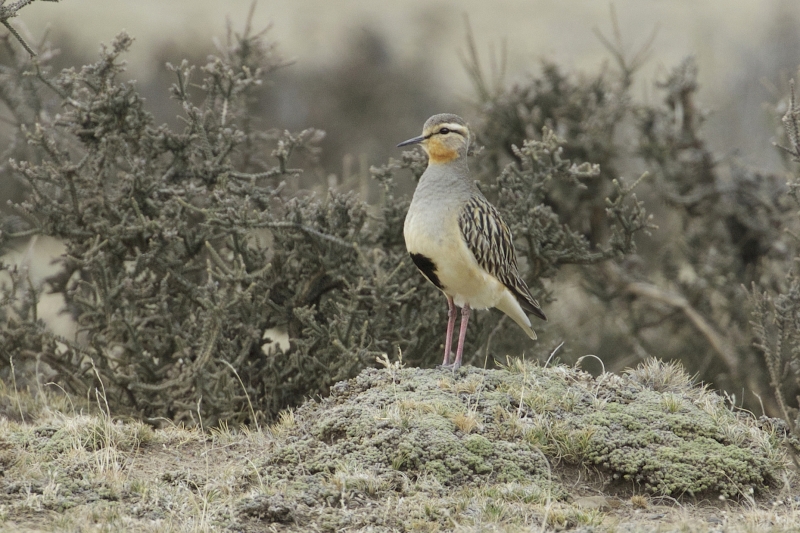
<box><xmin>399</xmin><ymin>113</ymin><xmax>546</xmax><ymax>369</ymax></box>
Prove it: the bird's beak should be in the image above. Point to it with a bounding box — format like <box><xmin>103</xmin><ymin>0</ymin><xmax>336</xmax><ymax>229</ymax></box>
<box><xmin>397</xmin><ymin>135</ymin><xmax>425</xmax><ymax>147</ymax></box>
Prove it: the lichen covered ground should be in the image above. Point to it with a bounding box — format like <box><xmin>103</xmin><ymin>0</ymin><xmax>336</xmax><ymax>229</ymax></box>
<box><xmin>0</xmin><ymin>359</ymin><xmax>797</xmax><ymax>532</ymax></box>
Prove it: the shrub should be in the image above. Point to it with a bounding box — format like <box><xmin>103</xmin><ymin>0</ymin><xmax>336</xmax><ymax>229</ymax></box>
<box><xmin>751</xmin><ymin>81</ymin><xmax>800</xmax><ymax>439</ymax></box>
<box><xmin>3</xmin><ymin>3</ymin><xmax>800</xmax><ymax>432</ymax></box>
<box><xmin>0</xmin><ymin>11</ymin><xmax>445</xmax><ymax>426</ymax></box>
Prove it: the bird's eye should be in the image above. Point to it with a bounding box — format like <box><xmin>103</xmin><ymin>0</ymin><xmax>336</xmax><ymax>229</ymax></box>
<box><xmin>439</xmin><ymin>127</ymin><xmax>450</xmax><ymax>135</ymax></box>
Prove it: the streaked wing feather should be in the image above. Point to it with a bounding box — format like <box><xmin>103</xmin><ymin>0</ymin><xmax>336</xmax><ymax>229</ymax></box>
<box><xmin>458</xmin><ymin>196</ymin><xmax>546</xmax><ymax>321</ymax></box>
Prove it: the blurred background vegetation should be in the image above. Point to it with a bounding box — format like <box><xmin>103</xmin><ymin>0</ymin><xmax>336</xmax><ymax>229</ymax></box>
<box><xmin>2</xmin><ymin>0</ymin><xmax>800</xmax><ymax>431</ymax></box>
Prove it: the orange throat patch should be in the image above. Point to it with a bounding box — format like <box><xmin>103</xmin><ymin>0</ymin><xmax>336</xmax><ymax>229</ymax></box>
<box><xmin>426</xmin><ymin>139</ymin><xmax>459</xmax><ymax>164</ymax></box>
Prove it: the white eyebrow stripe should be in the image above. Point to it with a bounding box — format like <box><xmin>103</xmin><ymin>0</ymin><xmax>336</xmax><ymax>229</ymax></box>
<box><xmin>427</xmin><ymin>124</ymin><xmax>468</xmax><ymax>137</ymax></box>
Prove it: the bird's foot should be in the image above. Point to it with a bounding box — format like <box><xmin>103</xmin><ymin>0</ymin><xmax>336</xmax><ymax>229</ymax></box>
<box><xmin>436</xmin><ymin>362</ymin><xmax>462</xmax><ymax>371</ymax></box>
<box><xmin>441</xmin><ymin>351</ymin><xmax>453</xmax><ymax>368</ymax></box>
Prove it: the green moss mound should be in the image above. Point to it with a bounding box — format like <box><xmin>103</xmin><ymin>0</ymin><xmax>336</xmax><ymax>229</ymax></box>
<box><xmin>241</xmin><ymin>360</ymin><xmax>784</xmax><ymax>529</ymax></box>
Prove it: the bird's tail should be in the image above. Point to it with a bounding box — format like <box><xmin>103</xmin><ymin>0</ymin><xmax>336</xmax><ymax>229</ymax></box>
<box><xmin>515</xmin><ymin>320</ymin><xmax>538</xmax><ymax>340</ymax></box>
<box><xmin>496</xmin><ymin>291</ymin><xmax>538</xmax><ymax>340</ymax></box>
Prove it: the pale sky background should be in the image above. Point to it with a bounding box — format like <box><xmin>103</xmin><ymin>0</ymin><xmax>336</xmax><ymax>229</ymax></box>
<box><xmin>18</xmin><ymin>1</ymin><xmax>779</xmax><ymax>81</ymax></box>
<box><xmin>16</xmin><ymin>0</ymin><xmax>800</xmax><ymax>170</ymax></box>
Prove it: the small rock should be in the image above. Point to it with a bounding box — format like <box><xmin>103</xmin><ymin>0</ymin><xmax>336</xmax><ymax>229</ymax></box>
<box><xmin>573</xmin><ymin>496</ymin><xmax>611</xmax><ymax>511</ymax></box>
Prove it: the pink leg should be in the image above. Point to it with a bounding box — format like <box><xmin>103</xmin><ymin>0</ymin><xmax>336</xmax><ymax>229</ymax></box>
<box><xmin>453</xmin><ymin>304</ymin><xmax>471</xmax><ymax>370</ymax></box>
<box><xmin>443</xmin><ymin>296</ymin><xmax>456</xmax><ymax>366</ymax></box>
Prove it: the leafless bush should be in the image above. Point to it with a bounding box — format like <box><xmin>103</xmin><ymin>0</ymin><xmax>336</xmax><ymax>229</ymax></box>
<box><xmin>751</xmin><ymin>80</ymin><xmax>800</xmax><ymax>438</ymax></box>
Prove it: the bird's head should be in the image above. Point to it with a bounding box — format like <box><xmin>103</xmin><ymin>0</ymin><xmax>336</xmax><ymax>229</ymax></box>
<box><xmin>397</xmin><ymin>113</ymin><xmax>470</xmax><ymax>164</ymax></box>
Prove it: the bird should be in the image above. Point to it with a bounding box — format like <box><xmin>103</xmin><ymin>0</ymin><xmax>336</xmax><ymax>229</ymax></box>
<box><xmin>399</xmin><ymin>113</ymin><xmax>546</xmax><ymax>370</ymax></box>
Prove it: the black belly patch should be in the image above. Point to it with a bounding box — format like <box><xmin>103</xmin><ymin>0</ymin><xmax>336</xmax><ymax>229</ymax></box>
<box><xmin>410</xmin><ymin>253</ymin><xmax>443</xmax><ymax>289</ymax></box>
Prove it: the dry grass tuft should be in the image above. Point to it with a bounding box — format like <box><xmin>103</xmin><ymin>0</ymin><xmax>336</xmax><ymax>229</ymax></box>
<box><xmin>452</xmin><ymin>411</ymin><xmax>479</xmax><ymax>433</ymax></box>
<box><xmin>631</xmin><ymin>494</ymin><xmax>649</xmax><ymax>509</ymax></box>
